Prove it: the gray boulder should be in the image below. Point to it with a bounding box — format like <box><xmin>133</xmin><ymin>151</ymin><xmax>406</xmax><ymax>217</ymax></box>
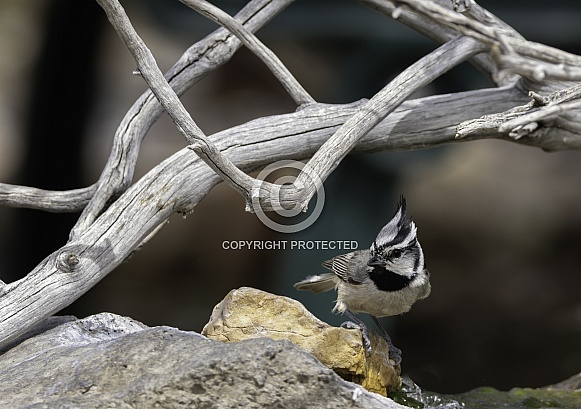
<box><xmin>0</xmin><ymin>313</ymin><xmax>404</xmax><ymax>408</ymax></box>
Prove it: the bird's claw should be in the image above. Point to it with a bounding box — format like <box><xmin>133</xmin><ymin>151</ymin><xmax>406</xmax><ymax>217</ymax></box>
<box><xmin>341</xmin><ymin>320</ymin><xmax>373</xmax><ymax>356</ymax></box>
<box><xmin>342</xmin><ymin>311</ymin><xmax>403</xmax><ymax>365</ymax></box>
<box><xmin>388</xmin><ymin>346</ymin><xmax>402</xmax><ymax>366</ymax></box>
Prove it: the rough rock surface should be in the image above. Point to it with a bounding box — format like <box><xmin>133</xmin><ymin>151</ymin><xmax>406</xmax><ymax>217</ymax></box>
<box><xmin>0</xmin><ymin>312</ymin><xmax>406</xmax><ymax>408</ymax></box>
<box><xmin>202</xmin><ymin>286</ymin><xmax>401</xmax><ymax>395</ymax></box>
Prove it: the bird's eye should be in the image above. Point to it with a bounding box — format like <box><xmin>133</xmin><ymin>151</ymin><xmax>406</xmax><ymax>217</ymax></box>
<box><xmin>390</xmin><ymin>249</ymin><xmax>403</xmax><ymax>259</ymax></box>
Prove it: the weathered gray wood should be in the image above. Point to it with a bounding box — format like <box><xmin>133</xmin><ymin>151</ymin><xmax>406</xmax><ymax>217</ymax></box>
<box><xmin>360</xmin><ymin>0</ymin><xmax>519</xmax><ymax>86</ymax></box>
<box><xmin>0</xmin><ymin>0</ymin><xmax>580</xmax><ymax>350</ymax></box>
<box><xmin>280</xmin><ymin>36</ymin><xmax>485</xmax><ymax>212</ymax></box>
<box><xmin>71</xmin><ymin>0</ymin><xmax>293</xmax><ymax>239</ymax></box>
<box><xmin>178</xmin><ymin>0</ymin><xmax>314</xmax><ymax>105</ymax></box>
<box><xmin>0</xmin><ymin>82</ymin><xmax>577</xmax><ymax>348</ymax></box>
<box><xmin>0</xmin><ymin>184</ymin><xmax>95</xmax><ymax>212</ymax></box>
<box><xmin>0</xmin><ymin>83</ymin><xmax>530</xmax><ymax>349</ymax></box>
<box><xmin>458</xmin><ymin>84</ymin><xmax>581</xmax><ymax>150</ymax></box>
<box><xmin>0</xmin><ymin>85</ymin><xmax>527</xmax><ymax>213</ymax></box>
<box><xmin>105</xmin><ymin>0</ymin><xmax>490</xmax><ymax>215</ymax></box>
<box><xmin>390</xmin><ymin>0</ymin><xmax>581</xmax><ymax>80</ymax></box>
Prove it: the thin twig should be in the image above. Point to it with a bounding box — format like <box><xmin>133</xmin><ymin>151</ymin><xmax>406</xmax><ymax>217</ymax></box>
<box><xmin>283</xmin><ymin>35</ymin><xmax>487</xmax><ymax>211</ymax></box>
<box><xmin>495</xmin><ymin>54</ymin><xmax>581</xmax><ymax>82</ymax></box>
<box><xmin>0</xmin><ymin>184</ymin><xmax>96</xmax><ymax>212</ymax></box>
<box><xmin>457</xmin><ymin>84</ymin><xmax>581</xmax><ymax>150</ymax></box>
<box><xmin>87</xmin><ymin>0</ymin><xmax>489</xmax><ymax>216</ymax></box>
<box><xmin>0</xmin><ymin>83</ymin><xmax>530</xmax><ymax>349</ymax></box>
<box><xmin>499</xmin><ymin>100</ymin><xmax>581</xmax><ymax>135</ymax></box>
<box><xmin>0</xmin><ymin>85</ymin><xmax>530</xmax><ymax>212</ymax></box>
<box><xmin>73</xmin><ymin>0</ymin><xmax>291</xmax><ymax>239</ymax></box>
<box><xmin>359</xmin><ymin>0</ymin><xmax>517</xmax><ymax>86</ymax></box>
<box><xmin>178</xmin><ymin>0</ymin><xmax>314</xmax><ymax>106</ymax></box>
<box><xmin>393</xmin><ymin>0</ymin><xmax>581</xmax><ymax>76</ymax></box>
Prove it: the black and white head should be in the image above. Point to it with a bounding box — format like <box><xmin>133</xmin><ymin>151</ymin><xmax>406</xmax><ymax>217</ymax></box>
<box><xmin>368</xmin><ymin>197</ymin><xmax>427</xmax><ymax>291</ymax></box>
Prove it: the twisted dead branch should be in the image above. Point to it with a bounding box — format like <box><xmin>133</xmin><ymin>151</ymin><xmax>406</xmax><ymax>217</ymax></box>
<box><xmin>0</xmin><ymin>0</ymin><xmax>580</xmax><ymax>349</ymax></box>
<box><xmin>71</xmin><ymin>0</ymin><xmax>293</xmax><ymax>239</ymax></box>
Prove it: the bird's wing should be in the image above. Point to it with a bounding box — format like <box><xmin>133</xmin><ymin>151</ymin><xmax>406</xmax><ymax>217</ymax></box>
<box><xmin>323</xmin><ymin>250</ymin><xmax>370</xmax><ymax>284</ymax></box>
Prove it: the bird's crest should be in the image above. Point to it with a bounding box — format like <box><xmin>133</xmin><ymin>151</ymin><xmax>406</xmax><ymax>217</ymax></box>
<box><xmin>371</xmin><ymin>196</ymin><xmax>417</xmax><ymax>254</ymax></box>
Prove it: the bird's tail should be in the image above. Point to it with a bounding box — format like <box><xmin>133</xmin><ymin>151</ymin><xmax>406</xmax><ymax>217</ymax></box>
<box><xmin>293</xmin><ymin>273</ymin><xmax>337</xmax><ymax>294</ymax></box>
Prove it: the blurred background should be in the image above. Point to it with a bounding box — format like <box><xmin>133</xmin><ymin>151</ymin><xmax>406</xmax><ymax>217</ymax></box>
<box><xmin>0</xmin><ymin>0</ymin><xmax>580</xmax><ymax>394</ymax></box>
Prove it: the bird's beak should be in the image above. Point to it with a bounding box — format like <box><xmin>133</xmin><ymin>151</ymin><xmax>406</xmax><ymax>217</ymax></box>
<box><xmin>367</xmin><ymin>256</ymin><xmax>385</xmax><ymax>267</ymax></box>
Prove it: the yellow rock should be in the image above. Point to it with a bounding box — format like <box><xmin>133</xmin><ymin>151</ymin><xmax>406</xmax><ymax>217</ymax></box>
<box><xmin>202</xmin><ymin>287</ymin><xmax>401</xmax><ymax>396</ymax></box>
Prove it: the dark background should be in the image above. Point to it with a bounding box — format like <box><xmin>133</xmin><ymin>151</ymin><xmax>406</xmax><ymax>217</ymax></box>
<box><xmin>0</xmin><ymin>0</ymin><xmax>579</xmax><ymax>394</ymax></box>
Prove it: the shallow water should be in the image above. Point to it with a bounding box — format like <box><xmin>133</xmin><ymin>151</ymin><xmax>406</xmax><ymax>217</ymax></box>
<box><xmin>389</xmin><ymin>379</ymin><xmax>465</xmax><ymax>408</ymax></box>
<box><xmin>389</xmin><ymin>378</ymin><xmax>581</xmax><ymax>409</ymax></box>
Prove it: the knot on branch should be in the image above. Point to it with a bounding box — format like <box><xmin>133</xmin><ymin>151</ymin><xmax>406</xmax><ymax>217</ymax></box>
<box><xmin>56</xmin><ymin>251</ymin><xmax>81</xmax><ymax>273</ymax></box>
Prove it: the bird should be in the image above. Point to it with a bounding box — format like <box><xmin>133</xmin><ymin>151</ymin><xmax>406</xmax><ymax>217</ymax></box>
<box><xmin>294</xmin><ymin>196</ymin><xmax>430</xmax><ymax>365</ymax></box>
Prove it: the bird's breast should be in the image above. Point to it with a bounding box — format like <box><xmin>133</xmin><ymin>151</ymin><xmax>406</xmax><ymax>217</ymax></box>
<box><xmin>336</xmin><ymin>280</ymin><xmax>429</xmax><ymax>317</ymax></box>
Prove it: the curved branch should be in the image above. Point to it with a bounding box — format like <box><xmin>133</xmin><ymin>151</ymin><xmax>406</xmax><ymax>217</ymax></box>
<box><xmin>0</xmin><ymin>83</ymin><xmax>531</xmax><ymax>349</ymax></box>
<box><xmin>393</xmin><ymin>0</ymin><xmax>581</xmax><ymax>81</ymax></box>
<box><xmin>2</xmin><ymin>0</ymin><xmax>578</xmax><ymax>350</ymax></box>
<box><xmin>96</xmin><ymin>0</ymin><xmax>264</xmax><ymax>211</ymax></box>
<box><xmin>0</xmin><ymin>184</ymin><xmax>95</xmax><ymax>213</ymax></box>
<box><xmin>97</xmin><ymin>0</ymin><xmax>487</xmax><ymax>218</ymax></box>
<box><xmin>178</xmin><ymin>0</ymin><xmax>314</xmax><ymax>106</ymax></box>
<box><xmin>201</xmin><ymin>36</ymin><xmax>489</xmax><ymax>214</ymax></box>
<box><xmin>71</xmin><ymin>0</ymin><xmax>292</xmax><ymax>239</ymax></box>
<box><xmin>0</xmin><ymin>84</ymin><xmax>524</xmax><ymax>213</ymax></box>
<box><xmin>360</xmin><ymin>0</ymin><xmax>519</xmax><ymax>86</ymax></box>
<box><xmin>257</xmin><ymin>35</ymin><xmax>486</xmax><ymax>212</ymax></box>
<box><xmin>7</xmin><ymin>79</ymin><xmax>578</xmax><ymax>213</ymax></box>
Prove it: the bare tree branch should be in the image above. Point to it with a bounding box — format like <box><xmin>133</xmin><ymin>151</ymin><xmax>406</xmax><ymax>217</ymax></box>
<box><xmin>0</xmin><ymin>85</ymin><xmax>527</xmax><ymax>213</ymax></box>
<box><xmin>280</xmin><ymin>35</ymin><xmax>486</xmax><ymax>212</ymax></box>
<box><xmin>495</xmin><ymin>54</ymin><xmax>581</xmax><ymax>82</ymax></box>
<box><xmin>178</xmin><ymin>0</ymin><xmax>314</xmax><ymax>106</ymax></box>
<box><xmin>0</xmin><ymin>83</ymin><xmax>528</xmax><ymax>348</ymax></box>
<box><xmin>0</xmin><ymin>184</ymin><xmax>95</xmax><ymax>212</ymax></box>
<box><xmin>71</xmin><ymin>0</ymin><xmax>293</xmax><ymax>239</ymax></box>
<box><xmin>393</xmin><ymin>0</ymin><xmax>581</xmax><ymax>82</ymax></box>
<box><xmin>1</xmin><ymin>0</ymin><xmax>580</xmax><ymax>350</ymax></box>
<box><xmin>457</xmin><ymin>84</ymin><xmax>581</xmax><ymax>150</ymax></box>
<box><xmin>359</xmin><ymin>0</ymin><xmax>520</xmax><ymax>85</ymax></box>
<box><xmin>201</xmin><ymin>35</ymin><xmax>488</xmax><ymax>214</ymax></box>
<box><xmin>97</xmin><ymin>0</ymin><xmax>489</xmax><ymax>218</ymax></box>
<box><xmin>96</xmin><ymin>0</ymin><xmax>287</xmax><ymax>214</ymax></box>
